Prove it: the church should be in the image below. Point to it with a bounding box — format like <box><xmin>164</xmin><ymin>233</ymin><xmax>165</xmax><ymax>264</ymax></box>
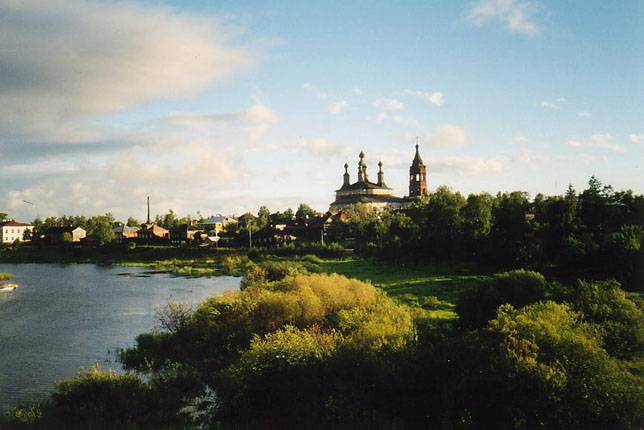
<box><xmin>329</xmin><ymin>144</ymin><xmax>427</xmax><ymax>213</ymax></box>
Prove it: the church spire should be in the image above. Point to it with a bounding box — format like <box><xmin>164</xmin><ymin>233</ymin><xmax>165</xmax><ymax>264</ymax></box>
<box><xmin>377</xmin><ymin>161</ymin><xmax>386</xmax><ymax>187</ymax></box>
<box><xmin>357</xmin><ymin>151</ymin><xmax>368</xmax><ymax>182</ymax></box>
<box><xmin>343</xmin><ymin>162</ymin><xmax>350</xmax><ymax>186</ymax></box>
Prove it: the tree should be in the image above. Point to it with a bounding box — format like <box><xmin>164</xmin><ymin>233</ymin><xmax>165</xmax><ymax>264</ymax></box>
<box><xmin>127</xmin><ymin>216</ymin><xmax>141</xmax><ymax>227</ymax></box>
<box><xmin>415</xmin><ymin>186</ymin><xmax>466</xmax><ymax>258</ymax></box>
<box><xmin>489</xmin><ymin>191</ymin><xmax>531</xmax><ymax>267</ymax></box>
<box><xmin>461</xmin><ymin>192</ymin><xmax>493</xmax><ymax>241</ymax></box>
<box><xmin>256</xmin><ymin>206</ymin><xmax>271</xmax><ymax>229</ymax></box>
<box><xmin>295</xmin><ymin>203</ymin><xmax>318</xmax><ymax>223</ymax></box>
<box><xmin>271</xmin><ymin>208</ymin><xmax>294</xmax><ymax>224</ymax></box>
<box><xmin>341</xmin><ymin>204</ymin><xmax>379</xmax><ymax>241</ymax></box>
<box><xmin>157</xmin><ymin>209</ymin><xmax>179</xmax><ymax>230</ymax></box>
<box><xmin>86</xmin><ymin>214</ymin><xmax>116</xmax><ymax>246</ymax></box>
<box><xmin>456</xmin><ymin>269</ymin><xmax>549</xmax><ymax>329</ymax></box>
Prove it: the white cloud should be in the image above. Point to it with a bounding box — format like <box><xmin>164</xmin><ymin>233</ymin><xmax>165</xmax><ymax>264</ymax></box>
<box><xmin>423</xmin><ymin>124</ymin><xmax>472</xmax><ymax>148</ymax></box>
<box><xmin>429</xmin><ymin>156</ymin><xmax>504</xmax><ymax>175</ymax></box>
<box><xmin>308</xmin><ymin>138</ymin><xmax>341</xmax><ymax>155</ymax></box>
<box><xmin>541</xmin><ymin>98</ymin><xmax>566</xmax><ymax>109</ymax></box>
<box><xmin>164</xmin><ymin>104</ymin><xmax>278</xmax><ymax>141</ymax></box>
<box><xmin>301</xmin><ymin>83</ymin><xmax>331</xmax><ymax>99</ymax></box>
<box><xmin>376</xmin><ymin>112</ymin><xmax>416</xmax><ymax>125</ymax></box>
<box><xmin>373</xmin><ymin>98</ymin><xmax>405</xmax><ymax>110</ymax></box>
<box><xmin>513</xmin><ymin>135</ymin><xmax>528</xmax><ymax>144</ymax></box>
<box><xmin>578</xmin><ymin>111</ymin><xmax>591</xmax><ymax>117</ymax></box>
<box><xmin>6</xmin><ymin>135</ymin><xmax>245</xmax><ymax>220</ymax></box>
<box><xmin>629</xmin><ymin>134</ymin><xmax>644</xmax><ymax>143</ymax></box>
<box><xmin>467</xmin><ymin>0</ymin><xmax>540</xmax><ymax>36</ymax></box>
<box><xmin>568</xmin><ymin>134</ymin><xmax>625</xmax><ymax>153</ymax></box>
<box><xmin>0</xmin><ymin>0</ymin><xmax>252</xmax><ymax>142</ymax></box>
<box><xmin>403</xmin><ymin>89</ymin><xmax>445</xmax><ymax>106</ymax></box>
<box><xmin>328</xmin><ymin>100</ymin><xmax>349</xmax><ymax>114</ymax></box>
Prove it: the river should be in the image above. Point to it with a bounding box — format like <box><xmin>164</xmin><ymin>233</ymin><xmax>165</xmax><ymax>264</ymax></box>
<box><xmin>0</xmin><ymin>263</ymin><xmax>240</xmax><ymax>412</ymax></box>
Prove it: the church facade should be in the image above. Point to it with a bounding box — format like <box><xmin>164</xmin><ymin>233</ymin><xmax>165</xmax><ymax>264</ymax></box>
<box><xmin>329</xmin><ymin>144</ymin><xmax>427</xmax><ymax>213</ymax></box>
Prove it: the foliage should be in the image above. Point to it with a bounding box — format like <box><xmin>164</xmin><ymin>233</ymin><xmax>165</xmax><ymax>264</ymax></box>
<box><xmin>456</xmin><ymin>269</ymin><xmax>549</xmax><ymax>329</ymax></box>
<box><xmin>480</xmin><ymin>302</ymin><xmax>644</xmax><ymax>429</ymax></box>
<box><xmin>7</xmin><ymin>364</ymin><xmax>201</xmax><ymax>429</ymax></box>
<box><xmin>565</xmin><ymin>279</ymin><xmax>644</xmax><ymax>358</ymax></box>
<box><xmin>295</xmin><ymin>203</ymin><xmax>319</xmax><ymax>223</ymax></box>
<box><xmin>154</xmin><ymin>301</ymin><xmax>194</xmax><ymax>335</ymax></box>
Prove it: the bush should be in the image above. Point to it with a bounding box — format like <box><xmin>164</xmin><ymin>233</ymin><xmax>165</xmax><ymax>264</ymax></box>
<box><xmin>456</xmin><ymin>269</ymin><xmax>548</xmax><ymax>329</ymax></box>
<box><xmin>566</xmin><ymin>279</ymin><xmax>644</xmax><ymax>358</ymax></box>
<box><xmin>154</xmin><ymin>301</ymin><xmax>193</xmax><ymax>335</ymax></box>
<box><xmin>482</xmin><ymin>302</ymin><xmax>644</xmax><ymax>429</ymax></box>
<box><xmin>8</xmin><ymin>365</ymin><xmax>197</xmax><ymax>429</ymax></box>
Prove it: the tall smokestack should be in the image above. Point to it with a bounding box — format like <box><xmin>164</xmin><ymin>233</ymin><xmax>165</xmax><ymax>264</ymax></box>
<box><xmin>147</xmin><ymin>196</ymin><xmax>150</xmax><ymax>224</ymax></box>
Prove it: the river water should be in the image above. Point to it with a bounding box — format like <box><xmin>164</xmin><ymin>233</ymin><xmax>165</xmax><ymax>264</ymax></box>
<box><xmin>0</xmin><ymin>263</ymin><xmax>240</xmax><ymax>412</ymax></box>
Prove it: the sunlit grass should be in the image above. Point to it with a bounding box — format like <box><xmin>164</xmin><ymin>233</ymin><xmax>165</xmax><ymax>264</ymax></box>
<box><xmin>317</xmin><ymin>258</ymin><xmax>489</xmax><ymax>319</ymax></box>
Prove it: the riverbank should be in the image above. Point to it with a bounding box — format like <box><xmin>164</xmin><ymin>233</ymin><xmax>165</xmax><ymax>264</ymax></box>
<box><xmin>0</xmin><ymin>245</ymin><xmax>490</xmax><ymax>319</ymax></box>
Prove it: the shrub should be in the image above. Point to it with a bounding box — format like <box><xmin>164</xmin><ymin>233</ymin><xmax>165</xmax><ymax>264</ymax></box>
<box><xmin>10</xmin><ymin>365</ymin><xmax>197</xmax><ymax>429</ymax></box>
<box><xmin>482</xmin><ymin>302</ymin><xmax>644</xmax><ymax>429</ymax></box>
<box><xmin>566</xmin><ymin>279</ymin><xmax>644</xmax><ymax>357</ymax></box>
<box><xmin>154</xmin><ymin>301</ymin><xmax>193</xmax><ymax>335</ymax></box>
<box><xmin>456</xmin><ymin>269</ymin><xmax>548</xmax><ymax>329</ymax></box>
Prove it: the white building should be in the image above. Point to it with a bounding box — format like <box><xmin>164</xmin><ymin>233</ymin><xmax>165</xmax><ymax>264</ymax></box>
<box><xmin>0</xmin><ymin>221</ymin><xmax>34</xmax><ymax>244</ymax></box>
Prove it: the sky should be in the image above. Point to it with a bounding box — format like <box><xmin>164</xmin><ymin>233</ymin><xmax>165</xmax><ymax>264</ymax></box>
<box><xmin>1</xmin><ymin>0</ymin><xmax>643</xmax><ymax>222</ymax></box>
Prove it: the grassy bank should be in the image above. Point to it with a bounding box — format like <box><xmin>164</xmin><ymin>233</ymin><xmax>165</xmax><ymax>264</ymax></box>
<box><xmin>0</xmin><ymin>245</ymin><xmax>488</xmax><ymax>319</ymax></box>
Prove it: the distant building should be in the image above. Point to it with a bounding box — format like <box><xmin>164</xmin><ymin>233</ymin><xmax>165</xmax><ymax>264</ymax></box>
<box><xmin>170</xmin><ymin>224</ymin><xmax>203</xmax><ymax>244</ymax></box>
<box><xmin>329</xmin><ymin>144</ymin><xmax>427</xmax><ymax>213</ymax></box>
<box><xmin>113</xmin><ymin>225</ymin><xmax>139</xmax><ymax>243</ymax></box>
<box><xmin>0</xmin><ymin>221</ymin><xmax>34</xmax><ymax>244</ymax></box>
<box><xmin>137</xmin><ymin>224</ymin><xmax>169</xmax><ymax>242</ymax></box>
<box><xmin>200</xmin><ymin>215</ymin><xmax>237</xmax><ymax>232</ymax></box>
<box><xmin>43</xmin><ymin>226</ymin><xmax>87</xmax><ymax>243</ymax></box>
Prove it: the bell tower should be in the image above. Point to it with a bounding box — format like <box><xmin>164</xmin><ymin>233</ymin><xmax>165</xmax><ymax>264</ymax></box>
<box><xmin>409</xmin><ymin>142</ymin><xmax>427</xmax><ymax>197</ymax></box>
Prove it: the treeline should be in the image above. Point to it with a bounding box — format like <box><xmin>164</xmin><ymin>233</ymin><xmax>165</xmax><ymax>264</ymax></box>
<box><xmin>6</xmin><ymin>266</ymin><xmax>643</xmax><ymax>429</ymax></box>
<box><xmin>340</xmin><ymin>176</ymin><xmax>644</xmax><ymax>291</ymax></box>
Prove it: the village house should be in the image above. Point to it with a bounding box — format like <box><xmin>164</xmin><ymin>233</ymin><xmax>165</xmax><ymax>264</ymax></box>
<box><xmin>137</xmin><ymin>223</ymin><xmax>170</xmax><ymax>243</ymax></box>
<box><xmin>170</xmin><ymin>224</ymin><xmax>203</xmax><ymax>244</ymax></box>
<box><xmin>0</xmin><ymin>221</ymin><xmax>34</xmax><ymax>244</ymax></box>
<box><xmin>43</xmin><ymin>226</ymin><xmax>87</xmax><ymax>243</ymax></box>
<box><xmin>200</xmin><ymin>215</ymin><xmax>237</xmax><ymax>232</ymax></box>
<box><xmin>112</xmin><ymin>225</ymin><xmax>139</xmax><ymax>244</ymax></box>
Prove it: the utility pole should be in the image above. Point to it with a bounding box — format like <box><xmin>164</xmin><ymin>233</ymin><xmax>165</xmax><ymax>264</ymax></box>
<box><xmin>247</xmin><ymin>217</ymin><xmax>253</xmax><ymax>248</ymax></box>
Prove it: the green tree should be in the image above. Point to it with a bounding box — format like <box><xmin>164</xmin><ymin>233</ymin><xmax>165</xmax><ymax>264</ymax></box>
<box><xmin>415</xmin><ymin>186</ymin><xmax>466</xmax><ymax>257</ymax></box>
<box><xmin>86</xmin><ymin>213</ymin><xmax>116</xmax><ymax>246</ymax></box>
<box><xmin>256</xmin><ymin>205</ymin><xmax>272</xmax><ymax>229</ymax></box>
<box><xmin>341</xmin><ymin>203</ymin><xmax>379</xmax><ymax>241</ymax></box>
<box><xmin>489</xmin><ymin>191</ymin><xmax>531</xmax><ymax>267</ymax></box>
<box><xmin>126</xmin><ymin>216</ymin><xmax>141</xmax><ymax>227</ymax></box>
<box><xmin>295</xmin><ymin>203</ymin><xmax>318</xmax><ymax>223</ymax></box>
<box><xmin>456</xmin><ymin>269</ymin><xmax>549</xmax><ymax>329</ymax></box>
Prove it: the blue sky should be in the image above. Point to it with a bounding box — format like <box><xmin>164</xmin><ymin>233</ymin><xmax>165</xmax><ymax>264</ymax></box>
<box><xmin>1</xmin><ymin>0</ymin><xmax>642</xmax><ymax>221</ymax></box>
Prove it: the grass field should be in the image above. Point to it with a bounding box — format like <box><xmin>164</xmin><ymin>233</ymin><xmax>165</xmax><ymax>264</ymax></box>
<box><xmin>318</xmin><ymin>258</ymin><xmax>489</xmax><ymax>319</ymax></box>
